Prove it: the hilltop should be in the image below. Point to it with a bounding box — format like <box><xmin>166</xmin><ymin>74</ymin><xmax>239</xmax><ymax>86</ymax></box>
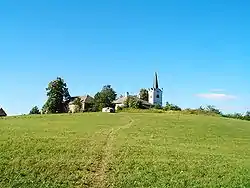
<box><xmin>1</xmin><ymin>112</ymin><xmax>250</xmax><ymax>187</ymax></box>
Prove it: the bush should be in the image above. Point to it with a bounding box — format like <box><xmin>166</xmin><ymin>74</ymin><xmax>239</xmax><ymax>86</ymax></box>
<box><xmin>205</xmin><ymin>105</ymin><xmax>221</xmax><ymax>115</ymax></box>
<box><xmin>182</xmin><ymin>106</ymin><xmax>221</xmax><ymax>116</ymax></box>
<box><xmin>29</xmin><ymin>106</ymin><xmax>40</xmax><ymax>114</ymax></box>
<box><xmin>222</xmin><ymin>111</ymin><xmax>250</xmax><ymax>121</ymax></box>
<box><xmin>116</xmin><ymin>106</ymin><xmax>123</xmax><ymax>111</ymax></box>
<box><xmin>152</xmin><ymin>104</ymin><xmax>162</xmax><ymax>109</ymax></box>
<box><xmin>163</xmin><ymin>102</ymin><xmax>181</xmax><ymax>111</ymax></box>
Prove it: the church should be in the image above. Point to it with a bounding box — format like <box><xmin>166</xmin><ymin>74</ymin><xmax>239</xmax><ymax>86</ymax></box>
<box><xmin>148</xmin><ymin>72</ymin><xmax>163</xmax><ymax>106</ymax></box>
<box><xmin>113</xmin><ymin>72</ymin><xmax>163</xmax><ymax>109</ymax></box>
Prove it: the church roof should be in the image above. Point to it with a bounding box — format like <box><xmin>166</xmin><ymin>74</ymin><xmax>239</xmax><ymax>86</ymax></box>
<box><xmin>153</xmin><ymin>72</ymin><xmax>159</xmax><ymax>89</ymax></box>
<box><xmin>113</xmin><ymin>96</ymin><xmax>152</xmax><ymax>106</ymax></box>
<box><xmin>113</xmin><ymin>96</ymin><xmax>127</xmax><ymax>104</ymax></box>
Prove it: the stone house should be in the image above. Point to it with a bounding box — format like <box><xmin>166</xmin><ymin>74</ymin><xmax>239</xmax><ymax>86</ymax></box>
<box><xmin>0</xmin><ymin>108</ymin><xmax>7</xmax><ymax>117</ymax></box>
<box><xmin>68</xmin><ymin>95</ymin><xmax>94</xmax><ymax>113</ymax></box>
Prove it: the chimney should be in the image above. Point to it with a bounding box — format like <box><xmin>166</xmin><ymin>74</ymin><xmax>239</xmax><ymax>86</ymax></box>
<box><xmin>125</xmin><ymin>92</ymin><xmax>129</xmax><ymax>97</ymax></box>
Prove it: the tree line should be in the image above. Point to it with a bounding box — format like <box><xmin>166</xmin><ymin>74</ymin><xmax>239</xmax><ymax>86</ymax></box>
<box><xmin>30</xmin><ymin>77</ymin><xmax>118</xmax><ymax>114</ymax></box>
<box><xmin>28</xmin><ymin>77</ymin><xmax>163</xmax><ymax>114</ymax></box>
<box><xmin>29</xmin><ymin>77</ymin><xmax>151</xmax><ymax>114</ymax></box>
<box><xmin>29</xmin><ymin>77</ymin><xmax>250</xmax><ymax>122</ymax></box>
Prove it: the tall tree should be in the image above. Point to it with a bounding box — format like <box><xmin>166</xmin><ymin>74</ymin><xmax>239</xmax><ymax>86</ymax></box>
<box><xmin>139</xmin><ymin>88</ymin><xmax>149</xmax><ymax>101</ymax></box>
<box><xmin>94</xmin><ymin>85</ymin><xmax>117</xmax><ymax>111</ymax></box>
<box><xmin>43</xmin><ymin>77</ymin><xmax>70</xmax><ymax>113</ymax></box>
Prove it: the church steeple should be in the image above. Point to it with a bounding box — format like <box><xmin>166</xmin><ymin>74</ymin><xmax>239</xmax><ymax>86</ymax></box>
<box><xmin>153</xmin><ymin>72</ymin><xmax>159</xmax><ymax>89</ymax></box>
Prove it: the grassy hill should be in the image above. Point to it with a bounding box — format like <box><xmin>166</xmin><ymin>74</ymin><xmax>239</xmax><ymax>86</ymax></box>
<box><xmin>1</xmin><ymin>112</ymin><xmax>250</xmax><ymax>187</ymax></box>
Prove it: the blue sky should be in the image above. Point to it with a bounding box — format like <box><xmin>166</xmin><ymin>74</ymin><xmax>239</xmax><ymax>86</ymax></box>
<box><xmin>1</xmin><ymin>0</ymin><xmax>250</xmax><ymax>115</ymax></box>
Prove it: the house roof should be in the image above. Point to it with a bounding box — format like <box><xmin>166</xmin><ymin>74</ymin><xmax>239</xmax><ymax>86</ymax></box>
<box><xmin>0</xmin><ymin>108</ymin><xmax>7</xmax><ymax>116</ymax></box>
<box><xmin>113</xmin><ymin>96</ymin><xmax>152</xmax><ymax>106</ymax></box>
<box><xmin>69</xmin><ymin>95</ymin><xmax>94</xmax><ymax>104</ymax></box>
<box><xmin>113</xmin><ymin>96</ymin><xmax>127</xmax><ymax>104</ymax></box>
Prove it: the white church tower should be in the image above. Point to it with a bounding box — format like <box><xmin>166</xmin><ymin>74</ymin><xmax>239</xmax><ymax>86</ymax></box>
<box><xmin>148</xmin><ymin>72</ymin><xmax>163</xmax><ymax>106</ymax></box>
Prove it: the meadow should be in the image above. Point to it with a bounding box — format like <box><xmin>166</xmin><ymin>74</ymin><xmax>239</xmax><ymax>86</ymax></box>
<box><xmin>1</xmin><ymin>112</ymin><xmax>250</xmax><ymax>187</ymax></box>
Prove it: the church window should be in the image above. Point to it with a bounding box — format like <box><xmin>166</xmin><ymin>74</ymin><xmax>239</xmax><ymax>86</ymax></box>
<box><xmin>156</xmin><ymin>94</ymin><xmax>159</xmax><ymax>98</ymax></box>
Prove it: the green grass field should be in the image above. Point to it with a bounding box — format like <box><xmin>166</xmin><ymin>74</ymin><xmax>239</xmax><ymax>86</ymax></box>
<box><xmin>1</xmin><ymin>112</ymin><xmax>250</xmax><ymax>187</ymax></box>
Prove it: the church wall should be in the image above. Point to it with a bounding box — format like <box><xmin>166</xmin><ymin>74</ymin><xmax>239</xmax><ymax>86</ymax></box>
<box><xmin>148</xmin><ymin>88</ymin><xmax>162</xmax><ymax>106</ymax></box>
<box><xmin>148</xmin><ymin>89</ymin><xmax>154</xmax><ymax>104</ymax></box>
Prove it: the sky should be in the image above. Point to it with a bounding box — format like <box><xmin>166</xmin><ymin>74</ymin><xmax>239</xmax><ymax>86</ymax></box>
<box><xmin>0</xmin><ymin>0</ymin><xmax>250</xmax><ymax>115</ymax></box>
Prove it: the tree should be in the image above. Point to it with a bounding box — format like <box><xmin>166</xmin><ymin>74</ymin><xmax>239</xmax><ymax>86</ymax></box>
<box><xmin>29</xmin><ymin>106</ymin><xmax>40</xmax><ymax>114</ymax></box>
<box><xmin>245</xmin><ymin>111</ymin><xmax>250</xmax><ymax>117</ymax></box>
<box><xmin>243</xmin><ymin>111</ymin><xmax>250</xmax><ymax>121</ymax></box>
<box><xmin>205</xmin><ymin>105</ymin><xmax>221</xmax><ymax>115</ymax></box>
<box><xmin>124</xmin><ymin>96</ymin><xmax>142</xmax><ymax>109</ymax></box>
<box><xmin>223</xmin><ymin>112</ymin><xmax>243</xmax><ymax>119</ymax></box>
<box><xmin>198</xmin><ymin>105</ymin><xmax>205</xmax><ymax>111</ymax></box>
<box><xmin>139</xmin><ymin>88</ymin><xmax>149</xmax><ymax>101</ymax></box>
<box><xmin>93</xmin><ymin>85</ymin><xmax>117</xmax><ymax>111</ymax></box>
<box><xmin>43</xmin><ymin>77</ymin><xmax>71</xmax><ymax>113</ymax></box>
<box><xmin>72</xmin><ymin>97</ymin><xmax>82</xmax><ymax>113</ymax></box>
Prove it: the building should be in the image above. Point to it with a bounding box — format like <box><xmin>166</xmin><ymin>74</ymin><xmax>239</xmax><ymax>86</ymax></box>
<box><xmin>0</xmin><ymin>108</ymin><xmax>7</xmax><ymax>117</ymax></box>
<box><xmin>148</xmin><ymin>72</ymin><xmax>163</xmax><ymax>106</ymax></box>
<box><xmin>113</xmin><ymin>92</ymin><xmax>152</xmax><ymax>110</ymax></box>
<box><xmin>113</xmin><ymin>92</ymin><xmax>130</xmax><ymax>110</ymax></box>
<box><xmin>68</xmin><ymin>95</ymin><xmax>94</xmax><ymax>113</ymax></box>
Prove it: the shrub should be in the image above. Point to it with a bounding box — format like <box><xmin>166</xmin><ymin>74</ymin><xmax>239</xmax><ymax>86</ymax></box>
<box><xmin>164</xmin><ymin>102</ymin><xmax>182</xmax><ymax>111</ymax></box>
<box><xmin>222</xmin><ymin>112</ymin><xmax>250</xmax><ymax>121</ymax></box>
<box><xmin>29</xmin><ymin>106</ymin><xmax>40</xmax><ymax>114</ymax></box>
<box><xmin>153</xmin><ymin>104</ymin><xmax>162</xmax><ymax>109</ymax></box>
<box><xmin>182</xmin><ymin>105</ymin><xmax>221</xmax><ymax>116</ymax></box>
<box><xmin>116</xmin><ymin>106</ymin><xmax>123</xmax><ymax>111</ymax></box>
<box><xmin>205</xmin><ymin>105</ymin><xmax>221</xmax><ymax>115</ymax></box>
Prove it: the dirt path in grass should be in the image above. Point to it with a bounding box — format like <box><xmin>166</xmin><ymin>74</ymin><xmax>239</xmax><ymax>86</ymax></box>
<box><xmin>92</xmin><ymin>115</ymin><xmax>134</xmax><ymax>188</ymax></box>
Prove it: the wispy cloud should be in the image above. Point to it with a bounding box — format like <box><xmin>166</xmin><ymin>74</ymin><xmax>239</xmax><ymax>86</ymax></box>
<box><xmin>210</xmin><ymin>89</ymin><xmax>225</xmax><ymax>92</ymax></box>
<box><xmin>196</xmin><ymin>93</ymin><xmax>237</xmax><ymax>100</ymax></box>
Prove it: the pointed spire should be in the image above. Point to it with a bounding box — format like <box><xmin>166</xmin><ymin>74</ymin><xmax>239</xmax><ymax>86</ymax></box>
<box><xmin>153</xmin><ymin>72</ymin><xmax>159</xmax><ymax>89</ymax></box>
